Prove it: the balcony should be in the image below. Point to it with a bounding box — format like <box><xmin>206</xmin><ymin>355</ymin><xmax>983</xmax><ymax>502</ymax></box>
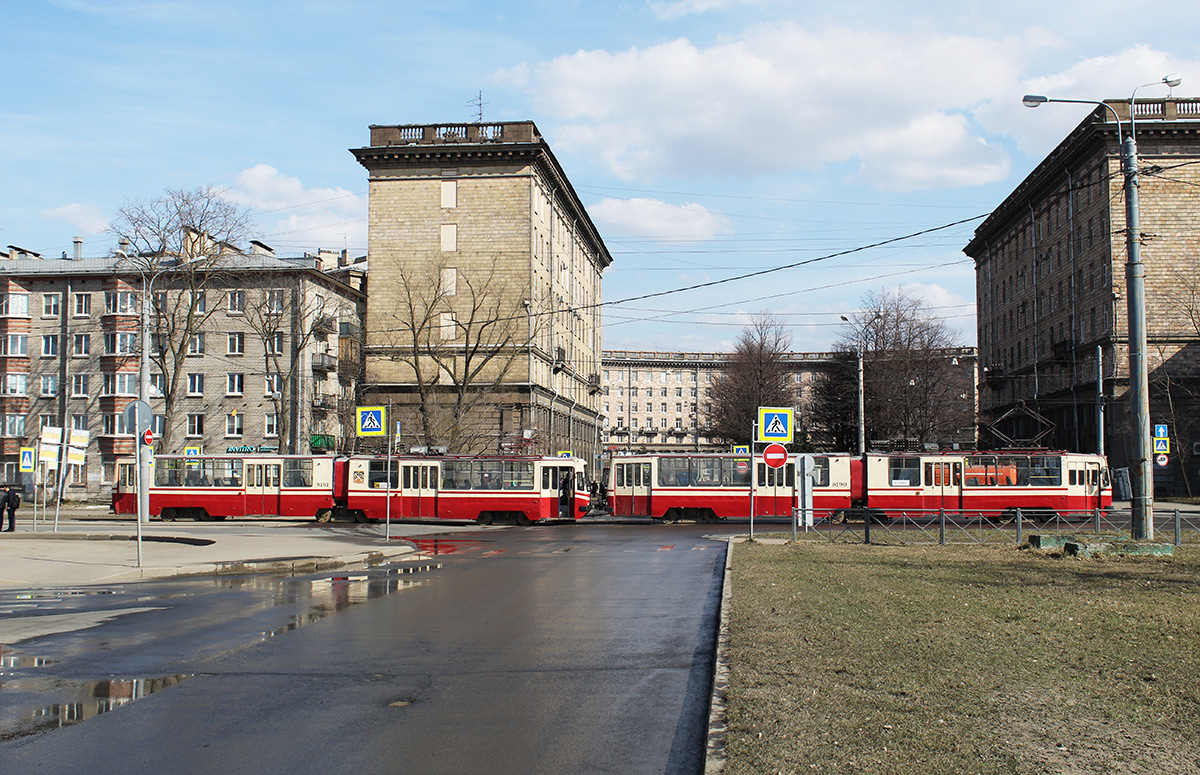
<box><xmin>587</xmin><ymin>373</ymin><xmax>601</xmax><ymax>395</ymax></box>
<box><xmin>312</xmin><ymin>352</ymin><xmax>338</xmax><ymax>373</ymax></box>
<box><xmin>311</xmin><ymin>433</ymin><xmax>336</xmax><ymax>451</ymax></box>
<box><xmin>313</xmin><ymin>394</ymin><xmax>339</xmax><ymax>412</ymax></box>
<box><xmin>312</xmin><ymin>314</ymin><xmax>336</xmax><ymax>334</ymax></box>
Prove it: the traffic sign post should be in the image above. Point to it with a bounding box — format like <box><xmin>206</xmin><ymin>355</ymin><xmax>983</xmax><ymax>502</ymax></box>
<box><xmin>356</xmin><ymin>406</ymin><xmax>386</xmax><ymax>437</ymax></box>
<box><xmin>762</xmin><ymin>443</ymin><xmax>788</xmax><ymax>469</ymax></box>
<box><xmin>756</xmin><ymin>407</ymin><xmax>794</xmax><ymax>444</ymax></box>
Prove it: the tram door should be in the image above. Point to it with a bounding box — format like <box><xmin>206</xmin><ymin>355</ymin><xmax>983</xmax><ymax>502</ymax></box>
<box><xmin>753</xmin><ymin>460</ymin><xmax>796</xmax><ymax>517</ymax></box>
<box><xmin>922</xmin><ymin>460</ymin><xmax>962</xmax><ymax>513</ymax></box>
<box><xmin>402</xmin><ymin>463</ymin><xmax>438</xmax><ymax>518</ymax></box>
<box><xmin>1078</xmin><ymin>460</ymin><xmax>1103</xmax><ymax>511</ymax></box>
<box><xmin>246</xmin><ymin>461</ymin><xmax>281</xmax><ymax>516</ymax></box>
<box><xmin>631</xmin><ymin>462</ymin><xmax>652</xmax><ymax>516</ymax></box>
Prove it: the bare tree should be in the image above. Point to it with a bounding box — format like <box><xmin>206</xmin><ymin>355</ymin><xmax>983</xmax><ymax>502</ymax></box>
<box><xmin>108</xmin><ymin>187</ymin><xmax>253</xmax><ymax>451</ymax></box>
<box><xmin>808</xmin><ymin>351</ymin><xmax>858</xmax><ymax>451</ymax></box>
<box><xmin>708</xmin><ymin>315</ymin><xmax>796</xmax><ymax>446</ymax></box>
<box><xmin>829</xmin><ymin>288</ymin><xmax>972</xmax><ymax>449</ymax></box>
<box><xmin>379</xmin><ymin>259</ymin><xmax>531</xmax><ymax>453</ymax></box>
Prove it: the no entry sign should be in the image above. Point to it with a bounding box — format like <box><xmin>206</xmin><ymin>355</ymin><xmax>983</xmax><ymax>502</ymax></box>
<box><xmin>762</xmin><ymin>443</ymin><xmax>788</xmax><ymax>469</ymax></box>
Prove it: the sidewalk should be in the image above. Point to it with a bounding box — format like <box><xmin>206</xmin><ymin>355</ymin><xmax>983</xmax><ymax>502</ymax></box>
<box><xmin>0</xmin><ymin>513</ymin><xmax>470</xmax><ymax>591</ymax></box>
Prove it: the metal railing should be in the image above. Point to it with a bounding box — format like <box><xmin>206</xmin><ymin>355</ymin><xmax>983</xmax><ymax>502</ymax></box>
<box><xmin>787</xmin><ymin>506</ymin><xmax>1199</xmax><ymax>546</ymax></box>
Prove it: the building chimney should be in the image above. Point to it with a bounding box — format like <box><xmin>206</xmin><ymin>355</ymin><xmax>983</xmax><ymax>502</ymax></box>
<box><xmin>118</xmin><ymin>237</ymin><xmax>131</xmax><ymax>255</ymax></box>
<box><xmin>72</xmin><ymin>237</ymin><xmax>83</xmax><ymax>260</ymax></box>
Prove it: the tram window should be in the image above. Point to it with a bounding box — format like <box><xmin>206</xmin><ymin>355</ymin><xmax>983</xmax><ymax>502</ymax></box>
<box><xmin>659</xmin><ymin>457</ymin><xmax>690</xmax><ymax>487</ymax></box>
<box><xmin>264</xmin><ymin>465</ymin><xmax>280</xmax><ymax>488</ymax></box>
<box><xmin>283</xmin><ymin>459</ymin><xmax>313</xmax><ymax>488</ymax></box>
<box><xmin>640</xmin><ymin>463</ymin><xmax>652</xmax><ymax>487</ymax></box>
<box><xmin>726</xmin><ymin>459</ymin><xmax>752</xmax><ymax>487</ymax></box>
<box><xmin>811</xmin><ymin>457</ymin><xmax>830</xmax><ymax>488</ymax></box>
<box><xmin>184</xmin><ymin>460</ymin><xmax>214</xmax><ymax>487</ymax></box>
<box><xmin>368</xmin><ymin>460</ymin><xmax>398</xmax><ymax>489</ymax></box>
<box><xmin>924</xmin><ymin>463</ymin><xmax>933</xmax><ymax>486</ymax></box>
<box><xmin>502</xmin><ymin>461</ymin><xmax>534</xmax><ymax>490</ymax></box>
<box><xmin>888</xmin><ymin>457</ymin><xmax>921</xmax><ymax>487</ymax></box>
<box><xmin>117</xmin><ymin>462</ymin><xmax>134</xmax><ymax>489</ymax></box>
<box><xmin>473</xmin><ymin>461</ymin><xmax>502</xmax><ymax>490</ymax></box>
<box><xmin>615</xmin><ymin>465</ymin><xmax>625</xmax><ymax>488</ymax></box>
<box><xmin>214</xmin><ymin>459</ymin><xmax>242</xmax><ymax>487</ymax></box>
<box><xmin>1069</xmin><ymin>469</ymin><xmax>1077</xmax><ymax>486</ymax></box>
<box><xmin>964</xmin><ymin>456</ymin><xmax>996</xmax><ymax>486</ymax></box>
<box><xmin>155</xmin><ymin>459</ymin><xmax>184</xmax><ymax>487</ymax></box>
<box><xmin>1030</xmin><ymin>456</ymin><xmax>1061</xmax><ymax>486</ymax></box>
<box><xmin>997</xmin><ymin>456</ymin><xmax>1031</xmax><ymax>486</ymax></box>
<box><xmin>785</xmin><ymin>463</ymin><xmax>795</xmax><ymax>488</ymax></box>
<box><xmin>442</xmin><ymin>460</ymin><xmax>469</xmax><ymax>489</ymax></box>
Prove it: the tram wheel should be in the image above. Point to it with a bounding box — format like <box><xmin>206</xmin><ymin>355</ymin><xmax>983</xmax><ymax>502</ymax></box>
<box><xmin>314</xmin><ymin>509</ymin><xmax>333</xmax><ymax>523</ymax></box>
<box><xmin>352</xmin><ymin>510</ymin><xmax>370</xmax><ymax>523</ymax></box>
<box><xmin>702</xmin><ymin>509</ymin><xmax>719</xmax><ymax>524</ymax></box>
<box><xmin>160</xmin><ymin>508</ymin><xmax>176</xmax><ymax>522</ymax></box>
<box><xmin>476</xmin><ymin>512</ymin><xmax>494</xmax><ymax>526</ymax></box>
<box><xmin>515</xmin><ymin>512</ymin><xmax>533</xmax><ymax>526</ymax></box>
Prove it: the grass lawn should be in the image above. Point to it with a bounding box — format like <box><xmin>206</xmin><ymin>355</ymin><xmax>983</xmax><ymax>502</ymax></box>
<box><xmin>724</xmin><ymin>541</ymin><xmax>1200</xmax><ymax>774</ymax></box>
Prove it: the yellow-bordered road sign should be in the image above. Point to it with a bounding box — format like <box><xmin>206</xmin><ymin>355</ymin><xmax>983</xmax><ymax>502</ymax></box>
<box><xmin>356</xmin><ymin>406</ymin><xmax>386</xmax><ymax>437</ymax></box>
<box><xmin>19</xmin><ymin>447</ymin><xmax>35</xmax><ymax>472</ymax></box>
<box><xmin>1153</xmin><ymin>437</ymin><xmax>1170</xmax><ymax>454</ymax></box>
<box><xmin>732</xmin><ymin>445</ymin><xmax>750</xmax><ymax>455</ymax></box>
<box><xmin>756</xmin><ymin>407</ymin><xmax>794</xmax><ymax>444</ymax></box>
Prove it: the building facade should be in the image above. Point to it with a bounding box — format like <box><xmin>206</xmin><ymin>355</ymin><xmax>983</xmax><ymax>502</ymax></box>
<box><xmin>965</xmin><ymin>97</ymin><xmax>1200</xmax><ymax>494</ymax></box>
<box><xmin>0</xmin><ymin>243</ymin><xmax>364</xmax><ymax>499</ymax></box>
<box><xmin>351</xmin><ymin>122</ymin><xmax>611</xmax><ymax>472</ymax></box>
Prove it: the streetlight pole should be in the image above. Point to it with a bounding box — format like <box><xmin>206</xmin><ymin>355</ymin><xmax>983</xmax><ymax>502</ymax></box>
<box><xmin>1023</xmin><ymin>74</ymin><xmax>1180</xmax><ymax>540</ymax></box>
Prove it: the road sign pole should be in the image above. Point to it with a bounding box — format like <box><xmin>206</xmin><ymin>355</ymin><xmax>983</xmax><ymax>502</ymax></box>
<box><xmin>748</xmin><ymin>421</ymin><xmax>755</xmax><ymax>540</ymax></box>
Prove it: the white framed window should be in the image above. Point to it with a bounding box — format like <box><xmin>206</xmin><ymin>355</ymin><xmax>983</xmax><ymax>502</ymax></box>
<box><xmin>266</xmin><ymin>290</ymin><xmax>285</xmax><ymax>313</ymax></box>
<box><xmin>42</xmin><ymin>335</ymin><xmax>59</xmax><ymax>357</ymax></box>
<box><xmin>264</xmin><ymin>373</ymin><xmax>281</xmax><ymax>395</ymax></box>
<box><xmin>191</xmin><ymin>291</ymin><xmax>207</xmax><ymax>313</ymax></box>
<box><xmin>227</xmin><ymin>290</ymin><xmax>245</xmax><ymax>314</ymax></box>
<box><xmin>102</xmin><ymin>413</ymin><xmax>131</xmax><ymax>435</ymax></box>
<box><xmin>39</xmin><ymin>413</ymin><xmax>54</xmax><ymax>430</ymax></box>
<box><xmin>4</xmin><ymin>414</ymin><xmax>26</xmax><ymax>436</ymax></box>
<box><xmin>2</xmin><ymin>334</ymin><xmax>28</xmax><ymax>355</ymax></box>
<box><xmin>0</xmin><ymin>293</ymin><xmax>29</xmax><ymax>317</ymax></box>
<box><xmin>72</xmin><ymin>414</ymin><xmax>88</xmax><ymax>431</ymax></box>
<box><xmin>265</xmin><ymin>332</ymin><xmax>284</xmax><ymax>355</ymax></box>
<box><xmin>72</xmin><ymin>374</ymin><xmax>89</xmax><ymax>397</ymax></box>
<box><xmin>74</xmin><ymin>293</ymin><xmax>91</xmax><ymax>317</ymax></box>
<box><xmin>152</xmin><ymin>414</ymin><xmax>166</xmax><ymax>436</ymax></box>
<box><xmin>4</xmin><ymin>374</ymin><xmax>27</xmax><ymax>395</ymax></box>
<box><xmin>103</xmin><ymin>372</ymin><xmax>138</xmax><ymax>396</ymax></box>
<box><xmin>186</xmin><ymin>413</ymin><xmax>204</xmax><ymax>437</ymax></box>
<box><xmin>103</xmin><ymin>332</ymin><xmax>136</xmax><ymax>355</ymax></box>
<box><xmin>440</xmin><ymin>224</ymin><xmax>458</xmax><ymax>252</ymax></box>
<box><xmin>42</xmin><ymin>293</ymin><xmax>61</xmax><ymax>317</ymax></box>
<box><xmin>187</xmin><ymin>373</ymin><xmax>204</xmax><ymax>396</ymax></box>
<box><xmin>188</xmin><ymin>333</ymin><xmax>205</xmax><ymax>355</ymax></box>
<box><xmin>227</xmin><ymin>332</ymin><xmax>244</xmax><ymax>355</ymax></box>
<box><xmin>226</xmin><ymin>373</ymin><xmax>243</xmax><ymax>396</ymax></box>
<box><xmin>104</xmin><ymin>291</ymin><xmax>136</xmax><ymax>315</ymax></box>
<box><xmin>264</xmin><ymin>413</ymin><xmax>278</xmax><ymax>437</ymax></box>
<box><xmin>72</xmin><ymin>333</ymin><xmax>90</xmax><ymax>356</ymax></box>
<box><xmin>40</xmin><ymin>374</ymin><xmax>58</xmax><ymax>397</ymax></box>
<box><xmin>149</xmin><ymin>373</ymin><xmax>164</xmax><ymax>397</ymax></box>
<box><xmin>225</xmin><ymin>413</ymin><xmax>243</xmax><ymax>437</ymax></box>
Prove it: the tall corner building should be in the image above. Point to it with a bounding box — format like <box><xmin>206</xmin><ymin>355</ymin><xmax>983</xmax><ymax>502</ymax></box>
<box><xmin>965</xmin><ymin>97</ymin><xmax>1200</xmax><ymax>494</ymax></box>
<box><xmin>351</xmin><ymin>122</ymin><xmax>611</xmax><ymax>470</ymax></box>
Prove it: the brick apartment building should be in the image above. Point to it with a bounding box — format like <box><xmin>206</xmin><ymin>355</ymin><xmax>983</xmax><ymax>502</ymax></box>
<box><xmin>965</xmin><ymin>96</ymin><xmax>1200</xmax><ymax>493</ymax></box>
<box><xmin>0</xmin><ymin>242</ymin><xmax>364</xmax><ymax>499</ymax></box>
<box><xmin>352</xmin><ymin>122</ymin><xmax>611</xmax><ymax>471</ymax></box>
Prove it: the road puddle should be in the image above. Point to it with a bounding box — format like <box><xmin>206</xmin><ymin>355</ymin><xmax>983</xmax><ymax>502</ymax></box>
<box><xmin>0</xmin><ymin>675</ymin><xmax>192</xmax><ymax>741</ymax></box>
<box><xmin>401</xmin><ymin>538</ymin><xmax>485</xmax><ymax>555</ymax></box>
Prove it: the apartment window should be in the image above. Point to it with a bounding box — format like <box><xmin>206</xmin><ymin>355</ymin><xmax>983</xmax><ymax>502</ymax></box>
<box><xmin>74</xmin><ymin>293</ymin><xmax>91</xmax><ymax>317</ymax></box>
<box><xmin>675</xmin><ymin>418</ymin><xmax>683</xmax><ymax>429</ymax></box>
<box><xmin>660</xmin><ymin>417</ymin><xmax>669</xmax><ymax>428</ymax></box>
<box><xmin>603</xmin><ymin>370</ymin><xmax>610</xmax><ymax>380</ymax></box>
<box><xmin>440</xmin><ymin>224</ymin><xmax>458</xmax><ymax>252</ymax></box>
<box><xmin>40</xmin><ymin>413</ymin><xmax>54</xmax><ymax>430</ymax></box>
<box><xmin>188</xmin><ymin>333</ymin><xmax>205</xmax><ymax>355</ymax></box>
<box><xmin>227</xmin><ymin>290</ymin><xmax>245</xmax><ymax>314</ymax></box>
<box><xmin>72</xmin><ymin>414</ymin><xmax>88</xmax><ymax>431</ymax></box>
<box><xmin>227</xmin><ymin>332</ymin><xmax>244</xmax><ymax>355</ymax></box>
<box><xmin>264</xmin><ymin>413</ymin><xmax>278</xmax><ymax>437</ymax></box>
<box><xmin>225</xmin><ymin>413</ymin><xmax>243</xmax><ymax>437</ymax></box>
<box><xmin>104</xmin><ymin>332</ymin><xmax>137</xmax><ymax>355</ymax></box>
<box><xmin>4</xmin><ymin>414</ymin><xmax>26</xmax><ymax>436</ymax></box>
<box><xmin>675</xmin><ymin>403</ymin><xmax>682</xmax><ymax>413</ymax></box>
<box><xmin>105</xmin><ymin>291</ymin><xmax>136</xmax><ymax>315</ymax></box>
<box><xmin>149</xmin><ymin>373</ymin><xmax>164</xmax><ymax>397</ymax></box>
<box><xmin>630</xmin><ymin>387</ymin><xmax>638</xmax><ymax>397</ymax></box>
<box><xmin>3</xmin><ymin>374</ymin><xmax>27</xmax><ymax>395</ymax></box>
<box><xmin>71</xmin><ymin>374</ymin><xmax>89</xmax><ymax>397</ymax></box>
<box><xmin>675</xmin><ymin>388</ymin><xmax>682</xmax><ymax>397</ymax></box>
<box><xmin>603</xmin><ymin>402</ymin><xmax>610</xmax><ymax>413</ymax></box>
<box><xmin>103</xmin><ymin>372</ymin><xmax>138</xmax><ymax>396</ymax></box>
<box><xmin>187</xmin><ymin>373</ymin><xmax>204</xmax><ymax>396</ymax></box>
<box><xmin>42</xmin><ymin>335</ymin><xmax>59</xmax><ymax>357</ymax></box>
<box><xmin>2</xmin><ymin>334</ymin><xmax>28</xmax><ymax>355</ymax></box>
<box><xmin>264</xmin><ymin>373</ymin><xmax>280</xmax><ymax>395</ymax></box>
<box><xmin>631</xmin><ymin>403</ymin><xmax>639</xmax><ymax>413</ymax></box>
<box><xmin>265</xmin><ymin>332</ymin><xmax>284</xmax><ymax>355</ymax></box>
<box><xmin>660</xmin><ymin>403</ymin><xmax>667</xmax><ymax>413</ymax></box>
<box><xmin>266</xmin><ymin>290</ymin><xmax>285</xmax><ymax>313</ymax></box>
<box><xmin>191</xmin><ymin>291</ymin><xmax>206</xmax><ymax>313</ymax></box>
<box><xmin>186</xmin><ymin>414</ymin><xmax>205</xmax><ymax>437</ymax></box>
<box><xmin>72</xmin><ymin>333</ymin><xmax>90</xmax><ymax>357</ymax></box>
<box><xmin>152</xmin><ymin>415</ymin><xmax>166</xmax><ymax>436</ymax></box>
<box><xmin>0</xmin><ymin>293</ymin><xmax>30</xmax><ymax>316</ymax></box>
<box><xmin>41</xmin><ymin>375</ymin><xmax>58</xmax><ymax>397</ymax></box>
<box><xmin>226</xmin><ymin>373</ymin><xmax>244</xmax><ymax>396</ymax></box>
<box><xmin>43</xmin><ymin>293</ymin><xmax>61</xmax><ymax>317</ymax></box>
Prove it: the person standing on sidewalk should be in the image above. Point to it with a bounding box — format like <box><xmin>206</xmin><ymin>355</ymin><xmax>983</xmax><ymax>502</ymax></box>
<box><xmin>3</xmin><ymin>485</ymin><xmax>19</xmax><ymax>532</ymax></box>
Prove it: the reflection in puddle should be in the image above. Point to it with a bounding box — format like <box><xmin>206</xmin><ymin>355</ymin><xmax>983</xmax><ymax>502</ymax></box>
<box><xmin>0</xmin><ymin>559</ymin><xmax>442</xmax><ymax>741</ymax></box>
<box><xmin>403</xmin><ymin>538</ymin><xmax>484</xmax><ymax>555</ymax></box>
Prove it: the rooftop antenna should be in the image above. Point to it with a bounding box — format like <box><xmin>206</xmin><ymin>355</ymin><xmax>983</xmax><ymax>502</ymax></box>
<box><xmin>467</xmin><ymin>91</ymin><xmax>487</xmax><ymax>122</ymax></box>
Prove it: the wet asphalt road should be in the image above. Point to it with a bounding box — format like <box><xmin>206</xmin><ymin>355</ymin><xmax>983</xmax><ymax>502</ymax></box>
<box><xmin>0</xmin><ymin>522</ymin><xmax>732</xmax><ymax>774</ymax></box>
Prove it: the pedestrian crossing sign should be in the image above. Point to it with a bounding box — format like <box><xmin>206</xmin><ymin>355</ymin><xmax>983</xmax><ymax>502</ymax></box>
<box><xmin>356</xmin><ymin>406</ymin><xmax>386</xmax><ymax>437</ymax></box>
<box><xmin>732</xmin><ymin>445</ymin><xmax>750</xmax><ymax>455</ymax></box>
<box><xmin>1153</xmin><ymin>437</ymin><xmax>1170</xmax><ymax>454</ymax></box>
<box><xmin>19</xmin><ymin>447</ymin><xmax>35</xmax><ymax>472</ymax></box>
<box><xmin>756</xmin><ymin>407</ymin><xmax>794</xmax><ymax>444</ymax></box>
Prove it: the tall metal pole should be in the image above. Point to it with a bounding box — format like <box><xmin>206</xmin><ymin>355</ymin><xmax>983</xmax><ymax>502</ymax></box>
<box><xmin>1122</xmin><ymin>133</ymin><xmax>1154</xmax><ymax>539</ymax></box>
<box><xmin>1096</xmin><ymin>345</ymin><xmax>1105</xmax><ymax>458</ymax></box>
<box><xmin>856</xmin><ymin>348</ymin><xmax>866</xmax><ymax>456</ymax></box>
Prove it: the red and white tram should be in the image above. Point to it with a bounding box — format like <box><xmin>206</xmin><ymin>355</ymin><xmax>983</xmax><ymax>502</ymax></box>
<box><xmin>607</xmin><ymin>450</ymin><xmax>1111</xmax><ymax>522</ymax></box>
<box><xmin>112</xmin><ymin>453</ymin><xmax>590</xmax><ymax>525</ymax></box>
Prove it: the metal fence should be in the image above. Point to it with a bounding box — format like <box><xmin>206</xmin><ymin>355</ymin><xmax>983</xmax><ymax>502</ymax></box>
<box><xmin>786</xmin><ymin>506</ymin><xmax>1200</xmax><ymax>547</ymax></box>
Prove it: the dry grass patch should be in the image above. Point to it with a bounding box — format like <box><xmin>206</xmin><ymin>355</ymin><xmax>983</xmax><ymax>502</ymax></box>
<box><xmin>725</xmin><ymin>542</ymin><xmax>1200</xmax><ymax>774</ymax></box>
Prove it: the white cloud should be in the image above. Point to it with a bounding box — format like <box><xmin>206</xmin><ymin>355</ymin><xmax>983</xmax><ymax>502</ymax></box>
<box><xmin>40</xmin><ymin>203</ymin><xmax>108</xmax><ymax>234</ymax></box>
<box><xmin>501</xmin><ymin>23</ymin><xmax>1058</xmax><ymax>190</ymax></box>
<box><xmin>646</xmin><ymin>0</ymin><xmax>756</xmax><ymax>21</ymax></box>
<box><xmin>588</xmin><ymin>197</ymin><xmax>730</xmax><ymax>240</ymax></box>
<box><xmin>224</xmin><ymin>164</ymin><xmax>367</xmax><ymax>253</ymax></box>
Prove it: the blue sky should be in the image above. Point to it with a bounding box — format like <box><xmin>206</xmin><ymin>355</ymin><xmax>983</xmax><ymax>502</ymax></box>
<box><xmin>3</xmin><ymin>0</ymin><xmax>1198</xmax><ymax>352</ymax></box>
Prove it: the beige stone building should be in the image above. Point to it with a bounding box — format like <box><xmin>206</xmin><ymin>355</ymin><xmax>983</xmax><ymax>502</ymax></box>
<box><xmin>351</xmin><ymin>122</ymin><xmax>611</xmax><ymax>471</ymax></box>
<box><xmin>0</xmin><ymin>242</ymin><xmax>364</xmax><ymax>499</ymax></box>
<box><xmin>965</xmin><ymin>97</ymin><xmax>1200</xmax><ymax>494</ymax></box>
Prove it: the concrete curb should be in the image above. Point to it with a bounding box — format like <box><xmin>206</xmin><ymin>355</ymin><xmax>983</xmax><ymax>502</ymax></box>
<box><xmin>705</xmin><ymin>537</ymin><xmax>733</xmax><ymax>774</ymax></box>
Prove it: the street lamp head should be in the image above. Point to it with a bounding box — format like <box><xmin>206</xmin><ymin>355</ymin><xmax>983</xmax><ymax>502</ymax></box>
<box><xmin>1164</xmin><ymin>73</ymin><xmax>1182</xmax><ymax>88</ymax></box>
<box><xmin>1022</xmin><ymin>94</ymin><xmax>1048</xmax><ymax>108</ymax></box>
<box><xmin>840</xmin><ymin>315</ymin><xmax>849</xmax><ymax>322</ymax></box>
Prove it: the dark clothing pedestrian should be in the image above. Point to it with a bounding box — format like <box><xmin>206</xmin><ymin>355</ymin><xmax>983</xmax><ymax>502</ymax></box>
<box><xmin>3</xmin><ymin>486</ymin><xmax>19</xmax><ymax>531</ymax></box>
